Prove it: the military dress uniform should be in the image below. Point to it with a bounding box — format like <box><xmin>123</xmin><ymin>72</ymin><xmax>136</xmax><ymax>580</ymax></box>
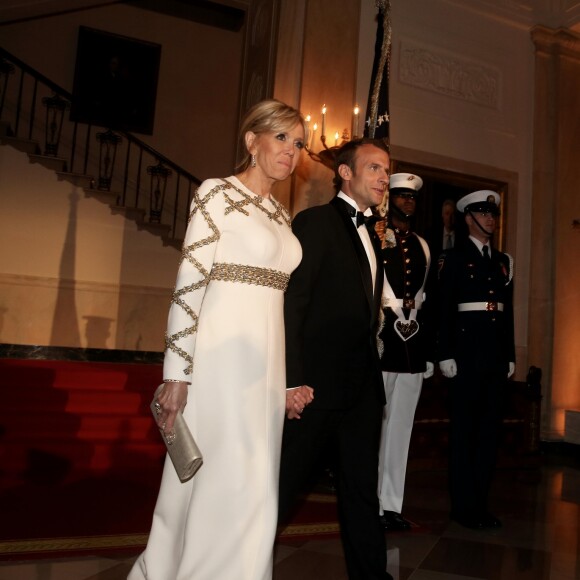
<box><xmin>437</xmin><ymin>200</ymin><xmax>515</xmax><ymax>526</ymax></box>
<box><xmin>376</xmin><ymin>173</ymin><xmax>433</xmax><ymax>527</ymax></box>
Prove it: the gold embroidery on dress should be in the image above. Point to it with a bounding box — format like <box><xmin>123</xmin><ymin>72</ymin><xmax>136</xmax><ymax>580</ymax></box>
<box><xmin>221</xmin><ymin>179</ymin><xmax>292</xmax><ymax>226</ymax></box>
<box><xmin>165</xmin><ymin>184</ymin><xmax>223</xmax><ymax>375</ymax></box>
<box><xmin>165</xmin><ymin>181</ymin><xmax>292</xmax><ymax>376</ymax></box>
<box><xmin>210</xmin><ymin>263</ymin><xmax>290</xmax><ymax>291</ymax></box>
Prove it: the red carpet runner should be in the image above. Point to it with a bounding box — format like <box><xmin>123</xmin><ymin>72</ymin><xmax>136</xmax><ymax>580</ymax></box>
<box><xmin>0</xmin><ymin>358</ymin><xmax>340</xmax><ymax>560</ymax></box>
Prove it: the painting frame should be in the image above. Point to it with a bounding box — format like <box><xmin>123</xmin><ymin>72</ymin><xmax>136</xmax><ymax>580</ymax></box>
<box><xmin>70</xmin><ymin>26</ymin><xmax>162</xmax><ymax>135</ymax></box>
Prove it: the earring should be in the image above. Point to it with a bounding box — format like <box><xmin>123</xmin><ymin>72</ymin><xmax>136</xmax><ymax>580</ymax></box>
<box><xmin>251</xmin><ymin>154</ymin><xmax>256</xmax><ymax>168</ymax></box>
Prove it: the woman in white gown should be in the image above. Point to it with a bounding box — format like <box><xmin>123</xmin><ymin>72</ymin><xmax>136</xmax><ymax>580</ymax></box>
<box><xmin>129</xmin><ymin>100</ymin><xmax>313</xmax><ymax>580</ymax></box>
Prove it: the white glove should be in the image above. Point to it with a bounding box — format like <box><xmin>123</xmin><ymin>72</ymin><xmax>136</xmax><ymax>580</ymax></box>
<box><xmin>507</xmin><ymin>362</ymin><xmax>515</xmax><ymax>379</ymax></box>
<box><xmin>423</xmin><ymin>361</ymin><xmax>434</xmax><ymax>379</ymax></box>
<box><xmin>439</xmin><ymin>359</ymin><xmax>457</xmax><ymax>378</ymax></box>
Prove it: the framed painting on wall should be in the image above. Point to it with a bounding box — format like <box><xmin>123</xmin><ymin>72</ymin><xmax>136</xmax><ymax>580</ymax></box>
<box><xmin>70</xmin><ymin>26</ymin><xmax>162</xmax><ymax>135</ymax></box>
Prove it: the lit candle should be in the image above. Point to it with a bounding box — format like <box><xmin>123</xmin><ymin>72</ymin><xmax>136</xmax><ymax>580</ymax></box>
<box><xmin>310</xmin><ymin>122</ymin><xmax>318</xmax><ymax>150</ymax></box>
<box><xmin>305</xmin><ymin>114</ymin><xmax>311</xmax><ymax>133</ymax></box>
<box><xmin>352</xmin><ymin>105</ymin><xmax>360</xmax><ymax>138</ymax></box>
<box><xmin>334</xmin><ymin>131</ymin><xmax>339</xmax><ymax>146</ymax></box>
<box><xmin>321</xmin><ymin>105</ymin><xmax>327</xmax><ymax>139</ymax></box>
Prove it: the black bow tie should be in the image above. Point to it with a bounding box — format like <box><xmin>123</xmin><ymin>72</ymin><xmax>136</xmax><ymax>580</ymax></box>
<box><xmin>357</xmin><ymin>212</ymin><xmax>379</xmax><ymax>228</ymax></box>
<box><xmin>343</xmin><ymin>202</ymin><xmax>377</xmax><ymax>228</ymax></box>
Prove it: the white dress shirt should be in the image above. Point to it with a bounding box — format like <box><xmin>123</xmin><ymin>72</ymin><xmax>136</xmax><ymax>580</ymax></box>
<box><xmin>338</xmin><ymin>191</ymin><xmax>377</xmax><ymax>289</ymax></box>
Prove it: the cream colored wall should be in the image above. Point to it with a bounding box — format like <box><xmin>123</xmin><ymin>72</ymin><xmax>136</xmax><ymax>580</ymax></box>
<box><xmin>277</xmin><ymin>0</ymin><xmax>535</xmax><ymax>381</ymax></box>
<box><xmin>2</xmin><ymin>0</ymin><xmax>577</xmax><ymax>439</ymax></box>
<box><xmin>0</xmin><ymin>145</ymin><xmax>178</xmax><ymax>351</ymax></box>
<box><xmin>0</xmin><ymin>2</ymin><xmax>244</xmax><ymax>353</ymax></box>
<box><xmin>529</xmin><ymin>27</ymin><xmax>580</xmax><ymax>438</ymax></box>
<box><xmin>273</xmin><ymin>0</ymin><xmax>535</xmax><ymax>381</ymax></box>
<box><xmin>278</xmin><ymin>0</ymin><xmax>563</xmax><ymax>431</ymax></box>
<box><xmin>277</xmin><ymin>0</ymin><xmax>361</xmax><ymax>215</ymax></box>
<box><xmin>284</xmin><ymin>0</ymin><xmax>534</xmax><ymax>381</ymax></box>
<box><xmin>385</xmin><ymin>1</ymin><xmax>535</xmax><ymax>382</ymax></box>
<box><xmin>361</xmin><ymin>2</ymin><xmax>580</xmax><ymax>438</ymax></box>
<box><xmin>0</xmin><ymin>2</ymin><xmax>243</xmax><ymax>180</ymax></box>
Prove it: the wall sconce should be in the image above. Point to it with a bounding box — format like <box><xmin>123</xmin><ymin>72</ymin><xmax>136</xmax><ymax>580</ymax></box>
<box><xmin>147</xmin><ymin>161</ymin><xmax>172</xmax><ymax>223</ymax></box>
<box><xmin>96</xmin><ymin>129</ymin><xmax>121</xmax><ymax>191</ymax></box>
<box><xmin>305</xmin><ymin>103</ymin><xmax>362</xmax><ymax>169</ymax></box>
<box><xmin>301</xmin><ymin>0</ymin><xmax>392</xmax><ymax>170</ymax></box>
<box><xmin>42</xmin><ymin>93</ymin><xmax>70</xmax><ymax>157</ymax></box>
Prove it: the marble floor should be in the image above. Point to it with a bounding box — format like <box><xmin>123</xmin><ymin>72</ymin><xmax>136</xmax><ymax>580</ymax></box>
<box><xmin>1</xmin><ymin>448</ymin><xmax>578</xmax><ymax>580</ymax></box>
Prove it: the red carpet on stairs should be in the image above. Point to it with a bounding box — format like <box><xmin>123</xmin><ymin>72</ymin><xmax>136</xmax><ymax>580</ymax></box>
<box><xmin>1</xmin><ymin>357</ymin><xmax>165</xmax><ymax>558</ymax></box>
<box><xmin>0</xmin><ymin>357</ymin><xmax>341</xmax><ymax>560</ymax></box>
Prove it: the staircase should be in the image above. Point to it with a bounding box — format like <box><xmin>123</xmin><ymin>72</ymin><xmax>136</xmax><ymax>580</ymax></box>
<box><xmin>0</xmin><ymin>357</ymin><xmax>165</xmax><ymax>489</ymax></box>
<box><xmin>0</xmin><ymin>45</ymin><xmax>191</xmax><ymax>487</ymax></box>
<box><xmin>0</xmin><ymin>46</ymin><xmax>201</xmax><ymax>247</ymax></box>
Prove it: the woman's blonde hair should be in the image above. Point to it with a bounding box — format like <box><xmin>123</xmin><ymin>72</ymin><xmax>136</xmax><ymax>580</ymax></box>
<box><xmin>236</xmin><ymin>99</ymin><xmax>307</xmax><ymax>172</ymax></box>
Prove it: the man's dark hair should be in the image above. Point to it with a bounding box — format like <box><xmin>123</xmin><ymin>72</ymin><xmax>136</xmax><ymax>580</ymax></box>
<box><xmin>333</xmin><ymin>138</ymin><xmax>390</xmax><ymax>193</ymax></box>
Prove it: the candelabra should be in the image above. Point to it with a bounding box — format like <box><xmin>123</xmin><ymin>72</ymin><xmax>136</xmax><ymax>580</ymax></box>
<box><xmin>304</xmin><ymin>103</ymin><xmax>362</xmax><ymax>170</ymax></box>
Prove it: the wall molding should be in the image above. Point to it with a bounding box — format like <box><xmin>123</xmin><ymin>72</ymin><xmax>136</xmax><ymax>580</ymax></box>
<box><xmin>0</xmin><ymin>273</ymin><xmax>171</xmax><ymax>297</ymax></box>
<box><xmin>399</xmin><ymin>39</ymin><xmax>501</xmax><ymax>109</ymax></box>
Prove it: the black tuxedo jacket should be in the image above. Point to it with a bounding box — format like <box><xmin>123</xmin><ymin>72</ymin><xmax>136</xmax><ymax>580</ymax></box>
<box><xmin>284</xmin><ymin>196</ymin><xmax>385</xmax><ymax>409</ymax></box>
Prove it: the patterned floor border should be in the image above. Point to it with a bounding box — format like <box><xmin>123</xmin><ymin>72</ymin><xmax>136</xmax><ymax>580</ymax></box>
<box><xmin>0</xmin><ymin>493</ymin><xmax>340</xmax><ymax>557</ymax></box>
<box><xmin>0</xmin><ymin>534</ymin><xmax>148</xmax><ymax>557</ymax></box>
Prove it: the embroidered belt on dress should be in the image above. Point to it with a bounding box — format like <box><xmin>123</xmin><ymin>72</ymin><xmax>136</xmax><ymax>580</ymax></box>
<box><xmin>383</xmin><ymin>297</ymin><xmax>423</xmax><ymax>310</ymax></box>
<box><xmin>458</xmin><ymin>301</ymin><xmax>504</xmax><ymax>312</ymax></box>
<box><xmin>209</xmin><ymin>262</ymin><xmax>290</xmax><ymax>291</ymax></box>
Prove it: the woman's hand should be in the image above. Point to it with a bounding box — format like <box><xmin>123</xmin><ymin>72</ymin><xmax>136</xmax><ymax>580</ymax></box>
<box><xmin>155</xmin><ymin>381</ymin><xmax>189</xmax><ymax>435</ymax></box>
<box><xmin>285</xmin><ymin>385</ymin><xmax>314</xmax><ymax>420</ymax></box>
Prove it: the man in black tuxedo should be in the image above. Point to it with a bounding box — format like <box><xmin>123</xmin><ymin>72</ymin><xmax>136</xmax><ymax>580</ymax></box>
<box><xmin>279</xmin><ymin>138</ymin><xmax>392</xmax><ymax>580</ymax></box>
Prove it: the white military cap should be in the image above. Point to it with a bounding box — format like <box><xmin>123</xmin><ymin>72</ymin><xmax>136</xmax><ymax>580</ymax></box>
<box><xmin>457</xmin><ymin>190</ymin><xmax>500</xmax><ymax>215</ymax></box>
<box><xmin>389</xmin><ymin>173</ymin><xmax>423</xmax><ymax>193</ymax></box>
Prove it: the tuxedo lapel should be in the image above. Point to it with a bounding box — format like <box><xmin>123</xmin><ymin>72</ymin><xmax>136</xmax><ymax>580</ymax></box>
<box><xmin>330</xmin><ymin>196</ymin><xmax>375</xmax><ymax>314</ymax></box>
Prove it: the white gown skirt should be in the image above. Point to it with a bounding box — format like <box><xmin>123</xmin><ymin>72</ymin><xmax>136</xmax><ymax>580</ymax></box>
<box><xmin>129</xmin><ymin>281</ymin><xmax>286</xmax><ymax>580</ymax></box>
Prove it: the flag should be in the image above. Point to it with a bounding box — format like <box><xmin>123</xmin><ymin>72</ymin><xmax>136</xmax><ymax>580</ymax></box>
<box><xmin>364</xmin><ymin>0</ymin><xmax>391</xmax><ymax>141</ymax></box>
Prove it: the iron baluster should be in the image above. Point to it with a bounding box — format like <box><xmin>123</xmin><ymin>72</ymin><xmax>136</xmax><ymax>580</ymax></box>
<box><xmin>122</xmin><ymin>140</ymin><xmax>131</xmax><ymax>206</ymax></box>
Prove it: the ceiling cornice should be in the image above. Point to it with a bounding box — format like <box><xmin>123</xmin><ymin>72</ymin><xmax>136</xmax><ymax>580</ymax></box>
<box><xmin>0</xmin><ymin>0</ymin><xmax>250</xmax><ymax>26</ymax></box>
<box><xmin>0</xmin><ymin>0</ymin><xmax>120</xmax><ymax>25</ymax></box>
<box><xmin>531</xmin><ymin>24</ymin><xmax>580</xmax><ymax>58</ymax></box>
<box><xmin>441</xmin><ymin>0</ymin><xmax>580</xmax><ymax>30</ymax></box>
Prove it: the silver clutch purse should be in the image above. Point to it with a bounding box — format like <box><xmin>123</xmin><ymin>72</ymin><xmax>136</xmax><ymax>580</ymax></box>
<box><xmin>150</xmin><ymin>384</ymin><xmax>203</xmax><ymax>482</ymax></box>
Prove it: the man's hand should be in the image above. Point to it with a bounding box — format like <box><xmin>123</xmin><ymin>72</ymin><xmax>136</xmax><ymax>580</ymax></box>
<box><xmin>286</xmin><ymin>385</ymin><xmax>314</xmax><ymax>420</ymax></box>
<box><xmin>423</xmin><ymin>361</ymin><xmax>434</xmax><ymax>379</ymax></box>
<box><xmin>439</xmin><ymin>359</ymin><xmax>457</xmax><ymax>378</ymax></box>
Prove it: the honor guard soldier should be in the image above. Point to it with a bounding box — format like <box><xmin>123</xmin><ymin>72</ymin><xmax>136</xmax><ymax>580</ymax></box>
<box><xmin>437</xmin><ymin>190</ymin><xmax>515</xmax><ymax>530</ymax></box>
<box><xmin>377</xmin><ymin>172</ymin><xmax>434</xmax><ymax>532</ymax></box>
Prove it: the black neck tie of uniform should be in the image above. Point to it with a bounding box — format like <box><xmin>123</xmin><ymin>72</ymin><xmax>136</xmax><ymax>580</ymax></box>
<box><xmin>482</xmin><ymin>245</ymin><xmax>490</xmax><ymax>260</ymax></box>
